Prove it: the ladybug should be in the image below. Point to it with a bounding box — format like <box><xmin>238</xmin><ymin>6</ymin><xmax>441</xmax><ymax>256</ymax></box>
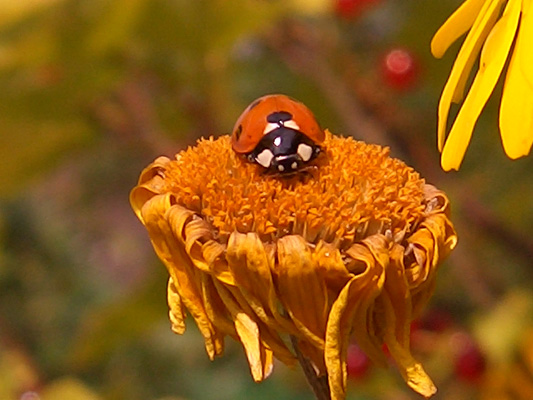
<box><xmin>231</xmin><ymin>94</ymin><xmax>325</xmax><ymax>172</ymax></box>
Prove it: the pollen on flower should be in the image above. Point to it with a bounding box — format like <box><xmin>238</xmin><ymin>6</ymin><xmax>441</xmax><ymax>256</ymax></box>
<box><xmin>161</xmin><ymin>132</ymin><xmax>426</xmax><ymax>246</ymax></box>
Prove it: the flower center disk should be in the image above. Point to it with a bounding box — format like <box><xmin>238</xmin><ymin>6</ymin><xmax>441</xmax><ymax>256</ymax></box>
<box><xmin>163</xmin><ymin>131</ymin><xmax>426</xmax><ymax>247</ymax></box>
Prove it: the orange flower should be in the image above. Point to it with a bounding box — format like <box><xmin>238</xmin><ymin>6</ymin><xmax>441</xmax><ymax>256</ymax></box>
<box><xmin>130</xmin><ymin>132</ymin><xmax>457</xmax><ymax>399</ymax></box>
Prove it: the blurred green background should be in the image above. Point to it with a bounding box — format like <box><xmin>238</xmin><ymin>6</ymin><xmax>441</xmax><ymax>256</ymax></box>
<box><xmin>1</xmin><ymin>0</ymin><xmax>532</xmax><ymax>399</ymax></box>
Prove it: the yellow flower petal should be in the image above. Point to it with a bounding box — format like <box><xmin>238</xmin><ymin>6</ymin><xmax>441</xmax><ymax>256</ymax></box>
<box><xmin>277</xmin><ymin>235</ymin><xmax>328</xmax><ymax>349</ymax></box>
<box><xmin>226</xmin><ymin>232</ymin><xmax>292</xmax><ymax>333</ymax></box>
<box><xmin>437</xmin><ymin>0</ymin><xmax>506</xmax><ymax>152</ymax></box>
<box><xmin>431</xmin><ymin>0</ymin><xmax>486</xmax><ymax>58</ymax></box>
<box><xmin>201</xmin><ymin>239</ymin><xmax>234</xmax><ymax>285</ymax></box>
<box><xmin>235</xmin><ymin>311</ymin><xmax>273</xmax><ymax>382</ymax></box>
<box><xmin>129</xmin><ymin>156</ymin><xmax>171</xmax><ymax>221</ymax></box>
<box><xmin>212</xmin><ymin>280</ymin><xmax>275</xmax><ymax>381</ymax></box>
<box><xmin>167</xmin><ymin>277</ymin><xmax>186</xmax><ymax>334</ymax></box>
<box><xmin>141</xmin><ymin>196</ymin><xmax>224</xmax><ymax>360</ymax></box>
<box><xmin>343</xmin><ymin>242</ymin><xmax>389</xmax><ymax>367</ymax></box>
<box><xmin>520</xmin><ymin>0</ymin><xmax>533</xmax><ymax>87</ymax></box>
<box><xmin>500</xmin><ymin>0</ymin><xmax>533</xmax><ymax>158</ymax></box>
<box><xmin>200</xmin><ymin>275</ymin><xmax>237</xmax><ymax>337</ymax></box>
<box><xmin>381</xmin><ymin>293</ymin><xmax>437</xmax><ymax>398</ymax></box>
<box><xmin>385</xmin><ymin>244</ymin><xmax>412</xmax><ymax>349</ymax></box>
<box><xmin>325</xmin><ymin>236</ymin><xmax>388</xmax><ymax>400</ymax></box>
<box><xmin>313</xmin><ymin>241</ymin><xmax>352</xmax><ymax>291</ymax></box>
<box><xmin>441</xmin><ymin>0</ymin><xmax>520</xmax><ymax>170</ymax></box>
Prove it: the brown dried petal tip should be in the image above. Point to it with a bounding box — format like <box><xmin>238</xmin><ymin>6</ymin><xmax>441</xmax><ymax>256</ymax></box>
<box><xmin>130</xmin><ymin>131</ymin><xmax>457</xmax><ymax>399</ymax></box>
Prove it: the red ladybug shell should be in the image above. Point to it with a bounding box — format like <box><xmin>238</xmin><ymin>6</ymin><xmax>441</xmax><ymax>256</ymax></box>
<box><xmin>231</xmin><ymin>94</ymin><xmax>325</xmax><ymax>154</ymax></box>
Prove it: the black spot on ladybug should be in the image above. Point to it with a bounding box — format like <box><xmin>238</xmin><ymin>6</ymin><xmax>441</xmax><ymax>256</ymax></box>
<box><xmin>234</xmin><ymin>124</ymin><xmax>243</xmax><ymax>141</ymax></box>
<box><xmin>267</xmin><ymin>111</ymin><xmax>293</xmax><ymax>124</ymax></box>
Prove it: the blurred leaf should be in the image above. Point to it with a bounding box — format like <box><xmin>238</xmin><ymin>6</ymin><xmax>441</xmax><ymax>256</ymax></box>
<box><xmin>69</xmin><ymin>275</ymin><xmax>167</xmax><ymax>369</ymax></box>
<box><xmin>86</xmin><ymin>0</ymin><xmax>148</xmax><ymax>56</ymax></box>
<box><xmin>474</xmin><ymin>290</ymin><xmax>533</xmax><ymax>364</ymax></box>
<box><xmin>41</xmin><ymin>377</ymin><xmax>101</xmax><ymax>400</ymax></box>
<box><xmin>0</xmin><ymin>346</ymin><xmax>39</xmax><ymax>399</ymax></box>
<box><xmin>0</xmin><ymin>0</ymin><xmax>66</xmax><ymax>28</ymax></box>
<box><xmin>0</xmin><ymin>117</ymin><xmax>93</xmax><ymax>197</ymax></box>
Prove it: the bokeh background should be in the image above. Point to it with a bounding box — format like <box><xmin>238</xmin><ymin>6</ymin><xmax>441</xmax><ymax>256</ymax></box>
<box><xmin>1</xmin><ymin>1</ymin><xmax>532</xmax><ymax>399</ymax></box>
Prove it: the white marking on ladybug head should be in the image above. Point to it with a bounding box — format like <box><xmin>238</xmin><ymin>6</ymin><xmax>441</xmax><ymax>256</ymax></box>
<box><xmin>273</xmin><ymin>136</ymin><xmax>282</xmax><ymax>147</ymax></box>
<box><xmin>297</xmin><ymin>143</ymin><xmax>313</xmax><ymax>162</ymax></box>
<box><xmin>278</xmin><ymin>164</ymin><xmax>285</xmax><ymax>172</ymax></box>
<box><xmin>255</xmin><ymin>149</ymin><xmax>274</xmax><ymax>168</ymax></box>
<box><xmin>291</xmin><ymin>162</ymin><xmax>298</xmax><ymax>169</ymax></box>
<box><xmin>283</xmin><ymin>120</ymin><xmax>300</xmax><ymax>131</ymax></box>
<box><xmin>263</xmin><ymin>122</ymin><xmax>279</xmax><ymax>135</ymax></box>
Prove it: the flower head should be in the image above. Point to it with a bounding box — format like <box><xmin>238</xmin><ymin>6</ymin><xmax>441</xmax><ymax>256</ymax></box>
<box><xmin>130</xmin><ymin>132</ymin><xmax>457</xmax><ymax>399</ymax></box>
<box><xmin>432</xmin><ymin>0</ymin><xmax>533</xmax><ymax>171</ymax></box>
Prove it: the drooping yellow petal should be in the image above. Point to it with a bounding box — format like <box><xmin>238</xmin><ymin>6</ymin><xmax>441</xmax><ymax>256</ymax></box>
<box><xmin>343</xmin><ymin>239</ymin><xmax>389</xmax><ymax>366</ymax></box>
<box><xmin>141</xmin><ymin>196</ymin><xmax>224</xmax><ymax>360</ymax></box>
<box><xmin>129</xmin><ymin>156</ymin><xmax>171</xmax><ymax>221</ymax></box>
<box><xmin>500</xmin><ymin>0</ymin><xmax>533</xmax><ymax>158</ymax></box>
<box><xmin>325</xmin><ymin>236</ymin><xmax>388</xmax><ymax>400</ymax></box>
<box><xmin>277</xmin><ymin>235</ymin><xmax>328</xmax><ymax>349</ymax></box>
<box><xmin>441</xmin><ymin>0</ymin><xmax>520</xmax><ymax>170</ymax></box>
<box><xmin>167</xmin><ymin>278</ymin><xmax>186</xmax><ymax>334</ymax></box>
<box><xmin>437</xmin><ymin>0</ymin><xmax>506</xmax><ymax>151</ymax></box>
<box><xmin>313</xmin><ymin>241</ymin><xmax>352</xmax><ymax>293</ymax></box>
<box><xmin>431</xmin><ymin>0</ymin><xmax>486</xmax><ymax>58</ymax></box>
<box><xmin>183</xmin><ymin>218</ymin><xmax>217</xmax><ymax>273</ymax></box>
<box><xmin>226</xmin><ymin>232</ymin><xmax>292</xmax><ymax>333</ymax></box>
<box><xmin>380</xmin><ymin>293</ymin><xmax>437</xmax><ymax>398</ymax></box>
<box><xmin>385</xmin><ymin>244</ymin><xmax>412</xmax><ymax>349</ymax></box>
<box><xmin>235</xmin><ymin>311</ymin><xmax>273</xmax><ymax>382</ymax></box>
<box><xmin>324</xmin><ymin>277</ymin><xmax>357</xmax><ymax>400</ymax></box>
<box><xmin>213</xmin><ymin>280</ymin><xmax>275</xmax><ymax>381</ymax></box>
<box><xmin>200</xmin><ymin>274</ymin><xmax>237</xmax><ymax>337</ymax></box>
<box><xmin>201</xmin><ymin>239</ymin><xmax>234</xmax><ymax>285</ymax></box>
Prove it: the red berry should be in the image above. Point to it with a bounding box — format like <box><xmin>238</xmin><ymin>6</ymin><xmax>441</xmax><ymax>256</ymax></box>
<box><xmin>334</xmin><ymin>0</ymin><xmax>381</xmax><ymax>20</ymax></box>
<box><xmin>381</xmin><ymin>48</ymin><xmax>420</xmax><ymax>91</ymax></box>
<box><xmin>346</xmin><ymin>343</ymin><xmax>371</xmax><ymax>379</ymax></box>
<box><xmin>451</xmin><ymin>333</ymin><xmax>486</xmax><ymax>383</ymax></box>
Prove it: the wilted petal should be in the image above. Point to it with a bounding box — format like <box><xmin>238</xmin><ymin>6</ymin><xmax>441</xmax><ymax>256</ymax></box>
<box><xmin>385</xmin><ymin>244</ymin><xmax>412</xmax><ymax>349</ymax></box>
<box><xmin>212</xmin><ymin>279</ymin><xmax>275</xmax><ymax>381</ymax></box>
<box><xmin>141</xmin><ymin>195</ymin><xmax>223</xmax><ymax>359</ymax></box>
<box><xmin>313</xmin><ymin>241</ymin><xmax>353</xmax><ymax>309</ymax></box>
<box><xmin>167</xmin><ymin>277</ymin><xmax>186</xmax><ymax>334</ymax></box>
<box><xmin>226</xmin><ymin>232</ymin><xmax>293</xmax><ymax>332</ymax></box>
<box><xmin>221</xmin><ymin>277</ymin><xmax>297</xmax><ymax>366</ymax></box>
<box><xmin>130</xmin><ymin>156</ymin><xmax>171</xmax><ymax>221</ymax></box>
<box><xmin>202</xmin><ymin>239</ymin><xmax>234</xmax><ymax>285</ymax></box>
<box><xmin>235</xmin><ymin>311</ymin><xmax>274</xmax><ymax>382</ymax></box>
<box><xmin>500</xmin><ymin>0</ymin><xmax>533</xmax><ymax>159</ymax></box>
<box><xmin>277</xmin><ymin>235</ymin><xmax>329</xmax><ymax>350</ymax></box>
<box><xmin>441</xmin><ymin>0</ymin><xmax>521</xmax><ymax>170</ymax></box>
<box><xmin>200</xmin><ymin>275</ymin><xmax>236</xmax><ymax>337</ymax></box>
<box><xmin>183</xmin><ymin>218</ymin><xmax>216</xmax><ymax>273</ymax></box>
<box><xmin>325</xmin><ymin>236</ymin><xmax>388</xmax><ymax>400</ymax></box>
<box><xmin>381</xmin><ymin>293</ymin><xmax>437</xmax><ymax>398</ymax></box>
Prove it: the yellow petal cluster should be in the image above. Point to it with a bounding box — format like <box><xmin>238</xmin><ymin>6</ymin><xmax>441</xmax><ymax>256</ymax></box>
<box><xmin>432</xmin><ymin>0</ymin><xmax>533</xmax><ymax>171</ymax></box>
<box><xmin>130</xmin><ymin>132</ymin><xmax>457</xmax><ymax>399</ymax></box>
